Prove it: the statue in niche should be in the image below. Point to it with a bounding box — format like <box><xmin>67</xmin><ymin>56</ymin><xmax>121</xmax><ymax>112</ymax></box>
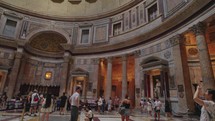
<box><xmin>154</xmin><ymin>79</ymin><xmax>161</xmax><ymax>98</ymax></box>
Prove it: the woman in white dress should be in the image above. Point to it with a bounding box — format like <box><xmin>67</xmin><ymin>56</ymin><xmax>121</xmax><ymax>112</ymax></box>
<box><xmin>147</xmin><ymin>99</ymin><xmax>152</xmax><ymax>116</ymax></box>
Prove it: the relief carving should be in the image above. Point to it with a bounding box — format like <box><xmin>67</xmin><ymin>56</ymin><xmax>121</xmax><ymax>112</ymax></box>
<box><xmin>188</xmin><ymin>48</ymin><xmax>198</xmax><ymax>56</ymax></box>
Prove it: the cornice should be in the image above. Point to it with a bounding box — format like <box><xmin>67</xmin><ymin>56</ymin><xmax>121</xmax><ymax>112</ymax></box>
<box><xmin>71</xmin><ymin>0</ymin><xmax>214</xmax><ymax>55</ymax></box>
<box><xmin>0</xmin><ymin>0</ymin><xmax>142</xmax><ymax>22</ymax></box>
<box><xmin>0</xmin><ymin>37</ymin><xmax>17</xmax><ymax>49</ymax></box>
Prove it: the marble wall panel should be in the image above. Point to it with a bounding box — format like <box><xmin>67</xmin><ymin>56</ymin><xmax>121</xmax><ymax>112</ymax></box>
<box><xmin>131</xmin><ymin>7</ymin><xmax>137</xmax><ymax>28</ymax></box>
<box><xmin>94</xmin><ymin>25</ymin><xmax>108</xmax><ymax>43</ymax></box>
<box><xmin>124</xmin><ymin>11</ymin><xmax>130</xmax><ymax>31</ymax></box>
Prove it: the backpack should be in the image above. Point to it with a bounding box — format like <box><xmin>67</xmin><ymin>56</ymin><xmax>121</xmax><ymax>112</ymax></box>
<box><xmin>34</xmin><ymin>94</ymin><xmax>39</xmax><ymax>102</ymax></box>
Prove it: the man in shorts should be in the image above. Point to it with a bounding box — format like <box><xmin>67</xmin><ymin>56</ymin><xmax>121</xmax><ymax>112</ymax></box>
<box><xmin>30</xmin><ymin>89</ymin><xmax>40</xmax><ymax>116</ymax></box>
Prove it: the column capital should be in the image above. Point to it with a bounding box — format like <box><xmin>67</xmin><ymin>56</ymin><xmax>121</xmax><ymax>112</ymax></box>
<box><xmin>91</xmin><ymin>58</ymin><xmax>100</xmax><ymax>65</ymax></box>
<box><xmin>190</xmin><ymin>22</ymin><xmax>206</xmax><ymax>36</ymax></box>
<box><xmin>63</xmin><ymin>55</ymin><xmax>72</xmax><ymax>63</ymax></box>
<box><xmin>15</xmin><ymin>51</ymin><xmax>23</xmax><ymax>59</ymax></box>
<box><xmin>169</xmin><ymin>34</ymin><xmax>184</xmax><ymax>45</ymax></box>
<box><xmin>107</xmin><ymin>57</ymin><xmax>113</xmax><ymax>63</ymax></box>
<box><xmin>121</xmin><ymin>54</ymin><xmax>127</xmax><ymax>61</ymax></box>
<box><xmin>133</xmin><ymin>50</ymin><xmax>141</xmax><ymax>58</ymax></box>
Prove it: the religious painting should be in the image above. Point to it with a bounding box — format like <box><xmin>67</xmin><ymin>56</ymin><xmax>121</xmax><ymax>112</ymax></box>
<box><xmin>45</xmin><ymin>71</ymin><xmax>52</xmax><ymax>80</ymax></box>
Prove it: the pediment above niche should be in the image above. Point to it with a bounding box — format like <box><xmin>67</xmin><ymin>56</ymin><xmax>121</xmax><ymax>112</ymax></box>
<box><xmin>72</xmin><ymin>68</ymin><xmax>89</xmax><ymax>76</ymax></box>
<box><xmin>29</xmin><ymin>32</ymin><xmax>67</xmax><ymax>53</ymax></box>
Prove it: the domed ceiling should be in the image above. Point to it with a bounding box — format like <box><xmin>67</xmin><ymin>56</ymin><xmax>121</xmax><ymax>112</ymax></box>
<box><xmin>0</xmin><ymin>0</ymin><xmax>137</xmax><ymax>19</ymax></box>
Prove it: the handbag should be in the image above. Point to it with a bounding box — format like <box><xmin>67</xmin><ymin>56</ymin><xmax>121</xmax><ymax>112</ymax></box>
<box><xmin>118</xmin><ymin>105</ymin><xmax>126</xmax><ymax>115</ymax></box>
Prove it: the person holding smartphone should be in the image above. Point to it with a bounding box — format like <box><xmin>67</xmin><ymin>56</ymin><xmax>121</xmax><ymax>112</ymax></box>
<box><xmin>193</xmin><ymin>82</ymin><xmax>215</xmax><ymax>121</ymax></box>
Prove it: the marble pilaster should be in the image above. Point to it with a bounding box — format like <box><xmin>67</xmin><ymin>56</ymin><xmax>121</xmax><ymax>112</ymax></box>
<box><xmin>121</xmin><ymin>55</ymin><xmax>127</xmax><ymax>99</ymax></box>
<box><xmin>7</xmin><ymin>51</ymin><xmax>23</xmax><ymax>99</ymax></box>
<box><xmin>105</xmin><ymin>57</ymin><xmax>112</xmax><ymax>100</ymax></box>
<box><xmin>191</xmin><ymin>22</ymin><xmax>215</xmax><ymax>89</ymax></box>
<box><xmin>14</xmin><ymin>57</ymin><xmax>26</xmax><ymax>94</ymax></box>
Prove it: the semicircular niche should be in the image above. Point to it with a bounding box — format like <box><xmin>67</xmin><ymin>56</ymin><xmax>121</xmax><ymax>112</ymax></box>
<box><xmin>29</xmin><ymin>32</ymin><xmax>67</xmax><ymax>53</ymax></box>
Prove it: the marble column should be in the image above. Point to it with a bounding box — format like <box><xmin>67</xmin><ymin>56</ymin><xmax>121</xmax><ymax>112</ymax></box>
<box><xmin>59</xmin><ymin>53</ymin><xmax>70</xmax><ymax>96</ymax></box>
<box><xmin>134</xmin><ymin>50</ymin><xmax>141</xmax><ymax>108</ymax></box>
<box><xmin>7</xmin><ymin>51</ymin><xmax>23</xmax><ymax>99</ymax></box>
<box><xmin>92</xmin><ymin>58</ymin><xmax>99</xmax><ymax>98</ymax></box>
<box><xmin>14</xmin><ymin>58</ymin><xmax>26</xmax><ymax>94</ymax></box>
<box><xmin>121</xmin><ymin>55</ymin><xmax>127</xmax><ymax>99</ymax></box>
<box><xmin>105</xmin><ymin>57</ymin><xmax>112</xmax><ymax>100</ymax></box>
<box><xmin>191</xmin><ymin>22</ymin><xmax>215</xmax><ymax>89</ymax></box>
<box><xmin>171</xmin><ymin>34</ymin><xmax>194</xmax><ymax>112</ymax></box>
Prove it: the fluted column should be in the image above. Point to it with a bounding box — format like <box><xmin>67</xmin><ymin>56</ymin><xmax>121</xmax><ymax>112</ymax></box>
<box><xmin>59</xmin><ymin>52</ymin><xmax>70</xmax><ymax>96</ymax></box>
<box><xmin>191</xmin><ymin>22</ymin><xmax>215</xmax><ymax>89</ymax></box>
<box><xmin>121</xmin><ymin>55</ymin><xmax>127</xmax><ymax>99</ymax></box>
<box><xmin>7</xmin><ymin>51</ymin><xmax>23</xmax><ymax>99</ymax></box>
<box><xmin>105</xmin><ymin>57</ymin><xmax>112</xmax><ymax>100</ymax></box>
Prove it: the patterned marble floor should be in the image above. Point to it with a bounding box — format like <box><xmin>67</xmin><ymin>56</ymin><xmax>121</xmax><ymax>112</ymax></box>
<box><xmin>0</xmin><ymin>110</ymin><xmax>199</xmax><ymax>121</ymax></box>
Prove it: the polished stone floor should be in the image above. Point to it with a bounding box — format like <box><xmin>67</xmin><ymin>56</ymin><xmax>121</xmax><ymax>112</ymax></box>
<box><xmin>0</xmin><ymin>109</ymin><xmax>199</xmax><ymax>121</ymax></box>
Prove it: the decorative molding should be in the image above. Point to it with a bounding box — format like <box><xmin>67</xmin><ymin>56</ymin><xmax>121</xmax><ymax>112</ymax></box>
<box><xmin>3</xmin><ymin>10</ymin><xmax>23</xmax><ymax>19</ymax></box>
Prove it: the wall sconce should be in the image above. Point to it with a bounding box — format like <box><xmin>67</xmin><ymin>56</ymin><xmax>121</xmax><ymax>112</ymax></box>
<box><xmin>45</xmin><ymin>71</ymin><xmax>52</xmax><ymax>80</ymax></box>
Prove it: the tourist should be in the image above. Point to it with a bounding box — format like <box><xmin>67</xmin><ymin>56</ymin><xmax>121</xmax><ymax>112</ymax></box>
<box><xmin>193</xmin><ymin>84</ymin><xmax>215</xmax><ymax>121</ymax></box>
<box><xmin>84</xmin><ymin>107</ymin><xmax>93</xmax><ymax>121</ymax></box>
<box><xmin>120</xmin><ymin>94</ymin><xmax>131</xmax><ymax>121</ymax></box>
<box><xmin>30</xmin><ymin>89</ymin><xmax>40</xmax><ymax>116</ymax></box>
<box><xmin>70</xmin><ymin>86</ymin><xmax>81</xmax><ymax>121</ymax></box>
<box><xmin>25</xmin><ymin>91</ymin><xmax>32</xmax><ymax>115</ymax></box>
<box><xmin>154</xmin><ymin>97</ymin><xmax>162</xmax><ymax>121</ymax></box>
<box><xmin>59</xmin><ymin>92</ymin><xmax>67</xmax><ymax>115</ymax></box>
<box><xmin>147</xmin><ymin>99</ymin><xmax>152</xmax><ymax>116</ymax></box>
<box><xmin>107</xmin><ymin>97</ymin><xmax>112</xmax><ymax>112</ymax></box>
<box><xmin>114</xmin><ymin>96</ymin><xmax>120</xmax><ymax>111</ymax></box>
<box><xmin>41</xmin><ymin>94</ymin><xmax>53</xmax><ymax>121</ymax></box>
<box><xmin>97</xmin><ymin>96</ymin><xmax>102</xmax><ymax>113</ymax></box>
